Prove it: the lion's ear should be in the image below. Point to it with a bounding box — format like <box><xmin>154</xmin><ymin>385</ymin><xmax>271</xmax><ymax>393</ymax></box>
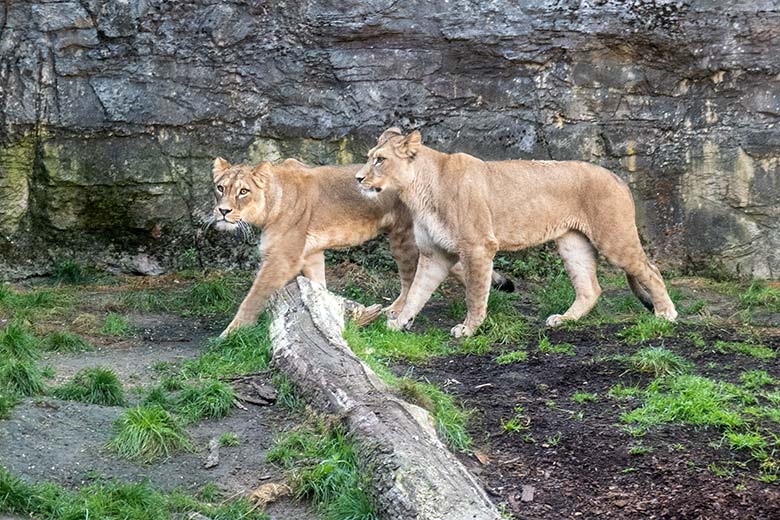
<box><xmin>213</xmin><ymin>157</ymin><xmax>231</xmax><ymax>179</ymax></box>
<box><xmin>252</xmin><ymin>162</ymin><xmax>273</xmax><ymax>183</ymax></box>
<box><xmin>398</xmin><ymin>130</ymin><xmax>422</xmax><ymax>157</ymax></box>
<box><xmin>377</xmin><ymin>127</ymin><xmax>403</xmax><ymax>145</ymax></box>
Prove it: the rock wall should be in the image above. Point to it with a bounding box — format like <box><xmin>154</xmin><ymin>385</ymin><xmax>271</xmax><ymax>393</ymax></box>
<box><xmin>1</xmin><ymin>0</ymin><xmax>779</xmax><ymax>279</ymax></box>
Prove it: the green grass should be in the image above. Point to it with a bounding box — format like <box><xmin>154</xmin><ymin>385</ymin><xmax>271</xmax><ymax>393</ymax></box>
<box><xmin>181</xmin><ymin>318</ymin><xmax>272</xmax><ymax>379</ymax></box>
<box><xmin>618</xmin><ymin>314</ymin><xmax>676</xmax><ymax>344</ymax></box>
<box><xmin>101</xmin><ymin>313</ymin><xmax>131</xmax><ymax>336</ymax></box>
<box><xmin>177</xmin><ymin>380</ymin><xmax>234</xmax><ymax>421</ymax></box>
<box><xmin>141</xmin><ymin>386</ymin><xmax>173</xmax><ymax>409</ymax></box>
<box><xmin>740</xmin><ymin>281</ymin><xmax>780</xmax><ymax>312</ymax></box>
<box><xmin>538</xmin><ymin>335</ymin><xmax>576</xmax><ymax>356</ymax></box>
<box><xmin>0</xmin><ymin>286</ymin><xmax>68</xmax><ymax>320</ymax></box>
<box><xmin>267</xmin><ymin>419</ymin><xmax>377</xmax><ymax>520</ymax></box>
<box><xmin>40</xmin><ymin>331</ymin><xmax>93</xmax><ymax>352</ymax></box>
<box><xmin>460</xmin><ymin>292</ymin><xmax>529</xmax><ymax>354</ymax></box>
<box><xmin>0</xmin><ymin>391</ymin><xmax>18</xmax><ymax>419</ymax></box>
<box><xmin>533</xmin><ymin>268</ymin><xmax>575</xmax><ymax>319</ymax></box>
<box><xmin>397</xmin><ymin>378</ymin><xmax>472</xmax><ymax>452</ymax></box>
<box><xmin>627</xmin><ymin>442</ymin><xmax>654</xmax><ymax>456</ymax></box>
<box><xmin>344</xmin><ymin>321</ymin><xmax>473</xmax><ymax>452</ymax></box>
<box><xmin>494</xmin><ymin>246</ymin><xmax>563</xmax><ymax>282</ymax></box>
<box><xmin>740</xmin><ymin>370</ymin><xmax>776</xmax><ymax>390</ymax></box>
<box><xmin>572</xmin><ymin>392</ymin><xmax>598</xmax><ymax>405</ymax></box>
<box><xmin>724</xmin><ymin>430</ymin><xmax>767</xmax><ymax>452</ymax></box>
<box><xmin>622</xmin><ymin>375</ymin><xmax>743</xmax><ymax>430</ymax></box>
<box><xmin>219</xmin><ymin>432</ymin><xmax>240</xmax><ymax>447</ymax></box>
<box><xmin>52</xmin><ymin>259</ymin><xmax>92</xmax><ymax>285</ymax></box>
<box><xmin>0</xmin><ymin>323</ymin><xmax>44</xmax><ymax>400</ymax></box>
<box><xmin>501</xmin><ymin>405</ymin><xmax>531</xmax><ymax>433</ymax></box>
<box><xmin>107</xmin><ymin>405</ymin><xmax>190</xmax><ymax>463</ymax></box>
<box><xmin>495</xmin><ymin>349</ymin><xmax>528</xmax><ymax>365</ymax></box>
<box><xmin>187</xmin><ymin>277</ymin><xmax>239</xmax><ymax>315</ymax></box>
<box><xmin>272</xmin><ymin>373</ymin><xmax>306</xmax><ymax>413</ymax></box>
<box><xmin>628</xmin><ymin>347</ymin><xmax>693</xmax><ymax>378</ymax></box>
<box><xmin>344</xmin><ymin>320</ymin><xmax>448</xmax><ymax>363</ymax></box>
<box><xmin>53</xmin><ymin>367</ymin><xmax>126</xmax><ymax>406</ymax></box>
<box><xmin>0</xmin><ymin>357</ymin><xmax>45</xmax><ymax>396</ymax></box>
<box><xmin>0</xmin><ymin>467</ymin><xmax>268</xmax><ymax>519</ymax></box>
<box><xmin>714</xmin><ymin>340</ymin><xmax>776</xmax><ymax>360</ymax></box>
<box><xmin>0</xmin><ymin>322</ymin><xmax>40</xmax><ymax>361</ymax></box>
<box><xmin>608</xmin><ymin>383</ymin><xmax>642</xmax><ymax>400</ymax></box>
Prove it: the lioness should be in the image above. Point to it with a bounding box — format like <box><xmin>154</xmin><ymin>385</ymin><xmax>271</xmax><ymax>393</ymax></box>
<box><xmin>209</xmin><ymin>157</ymin><xmax>511</xmax><ymax>336</ymax></box>
<box><xmin>356</xmin><ymin>128</ymin><xmax>678</xmax><ymax>338</ymax></box>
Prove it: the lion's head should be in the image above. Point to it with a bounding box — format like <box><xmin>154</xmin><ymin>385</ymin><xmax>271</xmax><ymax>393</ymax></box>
<box><xmin>208</xmin><ymin>157</ymin><xmax>270</xmax><ymax>237</ymax></box>
<box><xmin>356</xmin><ymin>128</ymin><xmax>422</xmax><ymax>195</ymax></box>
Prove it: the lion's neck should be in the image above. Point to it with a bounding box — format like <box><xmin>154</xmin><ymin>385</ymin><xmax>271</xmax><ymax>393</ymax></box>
<box><xmin>400</xmin><ymin>151</ymin><xmax>442</xmax><ymax>218</ymax></box>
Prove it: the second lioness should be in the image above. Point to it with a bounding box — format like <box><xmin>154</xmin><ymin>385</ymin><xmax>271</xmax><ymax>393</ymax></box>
<box><xmin>356</xmin><ymin>128</ymin><xmax>678</xmax><ymax>338</ymax></box>
<box><xmin>210</xmin><ymin>157</ymin><xmax>511</xmax><ymax>336</ymax></box>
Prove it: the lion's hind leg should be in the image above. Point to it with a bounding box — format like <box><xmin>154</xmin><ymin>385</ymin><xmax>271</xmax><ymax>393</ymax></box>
<box><xmin>546</xmin><ymin>231</ymin><xmax>602</xmax><ymax>327</ymax></box>
<box><xmin>595</xmin><ymin>229</ymin><xmax>677</xmax><ymax>322</ymax></box>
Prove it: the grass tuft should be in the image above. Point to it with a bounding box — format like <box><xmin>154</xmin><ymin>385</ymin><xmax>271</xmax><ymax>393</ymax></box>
<box><xmin>0</xmin><ymin>391</ymin><xmax>18</xmax><ymax>419</ymax></box>
<box><xmin>267</xmin><ymin>420</ymin><xmax>377</xmax><ymax>520</ymax></box>
<box><xmin>219</xmin><ymin>432</ymin><xmax>240</xmax><ymax>447</ymax></box>
<box><xmin>0</xmin><ymin>466</ymin><xmax>268</xmax><ymax>519</ymax></box>
<box><xmin>714</xmin><ymin>340</ymin><xmax>776</xmax><ymax>360</ymax></box>
<box><xmin>628</xmin><ymin>347</ymin><xmax>692</xmax><ymax>378</ymax></box>
<box><xmin>344</xmin><ymin>320</ymin><xmax>448</xmax><ymax>363</ymax></box>
<box><xmin>41</xmin><ymin>331</ymin><xmax>93</xmax><ymax>353</ymax></box>
<box><xmin>740</xmin><ymin>370</ymin><xmax>776</xmax><ymax>390</ymax></box>
<box><xmin>397</xmin><ymin>378</ymin><xmax>472</xmax><ymax>452</ymax></box>
<box><xmin>52</xmin><ymin>259</ymin><xmax>92</xmax><ymax>285</ymax></box>
<box><xmin>0</xmin><ymin>323</ymin><xmax>40</xmax><ymax>361</ymax></box>
<box><xmin>533</xmin><ymin>268</ymin><xmax>575</xmax><ymax>319</ymax></box>
<box><xmin>0</xmin><ymin>357</ymin><xmax>44</xmax><ymax>396</ymax></box>
<box><xmin>182</xmin><ymin>318</ymin><xmax>271</xmax><ymax>379</ymax></box>
<box><xmin>740</xmin><ymin>281</ymin><xmax>780</xmax><ymax>312</ymax></box>
<box><xmin>538</xmin><ymin>334</ymin><xmax>576</xmax><ymax>356</ymax></box>
<box><xmin>177</xmin><ymin>380</ymin><xmax>235</xmax><ymax>421</ymax></box>
<box><xmin>53</xmin><ymin>367</ymin><xmax>126</xmax><ymax>406</ymax></box>
<box><xmin>101</xmin><ymin>313</ymin><xmax>131</xmax><ymax>337</ymax></box>
<box><xmin>622</xmin><ymin>375</ymin><xmax>743</xmax><ymax>430</ymax></box>
<box><xmin>618</xmin><ymin>314</ymin><xmax>676</xmax><ymax>344</ymax></box>
<box><xmin>108</xmin><ymin>405</ymin><xmax>190</xmax><ymax>463</ymax></box>
<box><xmin>495</xmin><ymin>349</ymin><xmax>528</xmax><ymax>365</ymax></box>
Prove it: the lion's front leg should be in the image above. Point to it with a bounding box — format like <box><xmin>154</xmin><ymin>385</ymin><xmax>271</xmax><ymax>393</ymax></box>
<box><xmin>386</xmin><ymin>221</ymin><xmax>419</xmax><ymax>320</ymax></box>
<box><xmin>452</xmin><ymin>246</ymin><xmax>496</xmax><ymax>338</ymax></box>
<box><xmin>221</xmin><ymin>252</ymin><xmax>304</xmax><ymax>338</ymax></box>
<box><xmin>388</xmin><ymin>248</ymin><xmax>456</xmax><ymax>331</ymax></box>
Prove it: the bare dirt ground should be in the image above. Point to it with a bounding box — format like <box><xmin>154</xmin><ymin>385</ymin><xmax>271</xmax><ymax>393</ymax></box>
<box><xmin>390</xmin><ymin>277</ymin><xmax>780</xmax><ymax>520</ymax></box>
<box><xmin>0</xmin><ymin>276</ymin><xmax>315</xmax><ymax>520</ymax></box>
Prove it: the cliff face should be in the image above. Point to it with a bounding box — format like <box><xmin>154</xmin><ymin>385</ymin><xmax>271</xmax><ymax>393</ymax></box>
<box><xmin>1</xmin><ymin>0</ymin><xmax>779</xmax><ymax>278</ymax></box>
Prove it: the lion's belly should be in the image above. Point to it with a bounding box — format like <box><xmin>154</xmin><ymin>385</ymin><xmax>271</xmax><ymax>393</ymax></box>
<box><xmin>303</xmin><ymin>222</ymin><xmax>384</xmax><ymax>255</ymax></box>
<box><xmin>413</xmin><ymin>213</ymin><xmax>457</xmax><ymax>253</ymax></box>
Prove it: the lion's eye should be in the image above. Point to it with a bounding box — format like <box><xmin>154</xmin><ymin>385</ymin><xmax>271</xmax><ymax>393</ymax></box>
<box><xmin>374</xmin><ymin>157</ymin><xmax>385</xmax><ymax>166</ymax></box>
<box><xmin>217</xmin><ymin>185</ymin><xmax>224</xmax><ymax>193</ymax></box>
<box><xmin>239</xmin><ymin>188</ymin><xmax>249</xmax><ymax>196</ymax></box>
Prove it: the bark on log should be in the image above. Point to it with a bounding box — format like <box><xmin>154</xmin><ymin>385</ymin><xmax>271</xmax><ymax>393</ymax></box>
<box><xmin>268</xmin><ymin>277</ymin><xmax>501</xmax><ymax>520</ymax></box>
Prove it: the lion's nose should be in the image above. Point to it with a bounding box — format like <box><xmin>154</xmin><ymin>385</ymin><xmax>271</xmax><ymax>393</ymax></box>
<box><xmin>218</xmin><ymin>208</ymin><xmax>232</xmax><ymax>217</ymax></box>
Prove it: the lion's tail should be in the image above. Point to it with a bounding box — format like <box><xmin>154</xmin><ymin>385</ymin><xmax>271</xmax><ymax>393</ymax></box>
<box><xmin>491</xmin><ymin>271</ymin><xmax>515</xmax><ymax>293</ymax></box>
<box><xmin>627</xmin><ymin>274</ymin><xmax>654</xmax><ymax>312</ymax></box>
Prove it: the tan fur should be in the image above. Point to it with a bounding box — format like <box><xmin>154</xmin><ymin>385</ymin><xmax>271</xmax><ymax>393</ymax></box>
<box><xmin>356</xmin><ymin>129</ymin><xmax>678</xmax><ymax>337</ymax></box>
<box><xmin>210</xmin><ymin>157</ymin><xmax>509</xmax><ymax>336</ymax></box>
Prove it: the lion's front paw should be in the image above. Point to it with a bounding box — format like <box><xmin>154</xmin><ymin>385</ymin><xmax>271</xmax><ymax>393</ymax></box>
<box><xmin>655</xmin><ymin>307</ymin><xmax>678</xmax><ymax>322</ymax></box>
<box><xmin>387</xmin><ymin>316</ymin><xmax>413</xmax><ymax>331</ymax></box>
<box><xmin>384</xmin><ymin>306</ymin><xmax>402</xmax><ymax>321</ymax></box>
<box><xmin>545</xmin><ymin>314</ymin><xmax>568</xmax><ymax>327</ymax></box>
<box><xmin>450</xmin><ymin>323</ymin><xmax>475</xmax><ymax>338</ymax></box>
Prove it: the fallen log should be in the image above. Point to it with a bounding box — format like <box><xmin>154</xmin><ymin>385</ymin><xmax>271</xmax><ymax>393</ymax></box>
<box><xmin>268</xmin><ymin>277</ymin><xmax>501</xmax><ymax>520</ymax></box>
